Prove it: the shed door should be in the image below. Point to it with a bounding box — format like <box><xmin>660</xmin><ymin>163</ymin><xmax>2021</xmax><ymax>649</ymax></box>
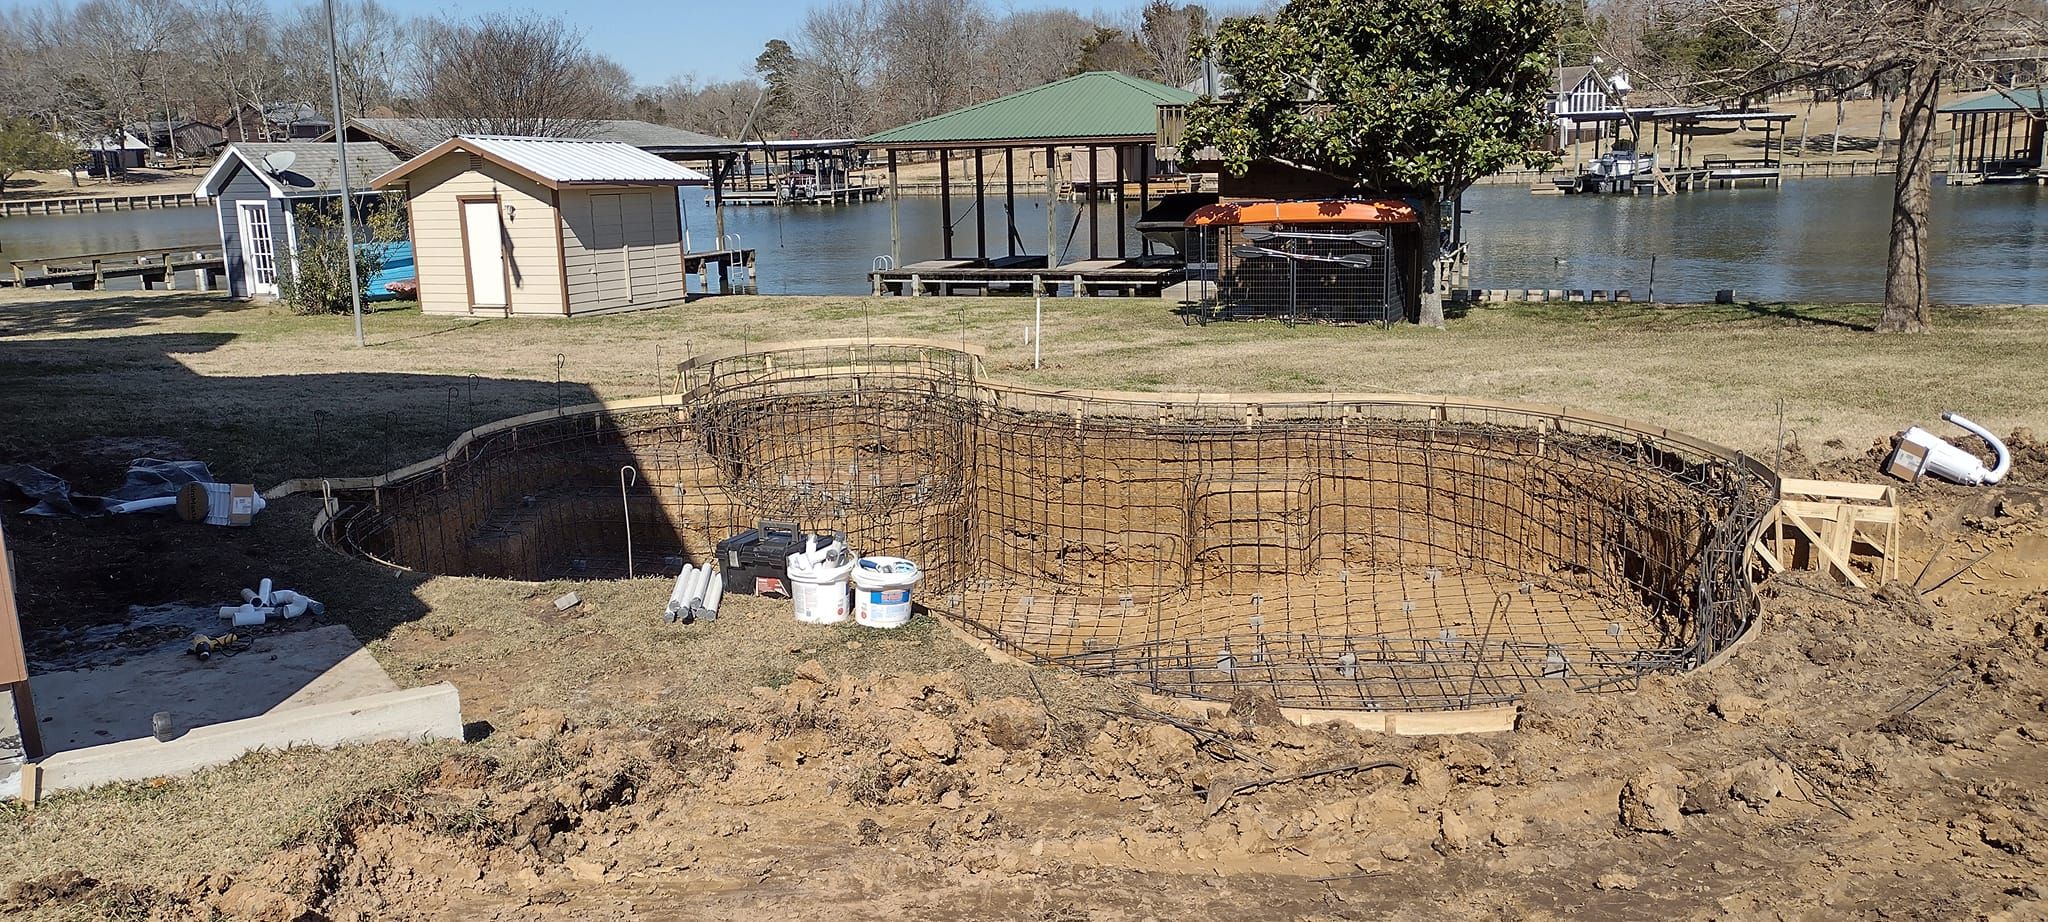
<box><xmin>235</xmin><ymin>201</ymin><xmax>278</xmax><ymax>297</ymax></box>
<box><xmin>462</xmin><ymin>199</ymin><xmax>508</xmax><ymax>309</ymax></box>
<box><xmin>589</xmin><ymin>193</ymin><xmax>632</xmax><ymax>309</ymax></box>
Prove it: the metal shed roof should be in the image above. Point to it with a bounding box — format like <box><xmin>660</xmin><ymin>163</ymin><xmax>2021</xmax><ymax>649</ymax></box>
<box><xmin>1940</xmin><ymin>87</ymin><xmax>2048</xmax><ymax>113</ymax></box>
<box><xmin>863</xmin><ymin>71</ymin><xmax>1198</xmax><ymax>148</ymax></box>
<box><xmin>373</xmin><ymin>136</ymin><xmax>710</xmax><ymax>189</ymax></box>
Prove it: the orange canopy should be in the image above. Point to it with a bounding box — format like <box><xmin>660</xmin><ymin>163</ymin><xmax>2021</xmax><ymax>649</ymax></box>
<box><xmin>1185</xmin><ymin>198</ymin><xmax>1419</xmax><ymax>227</ymax></box>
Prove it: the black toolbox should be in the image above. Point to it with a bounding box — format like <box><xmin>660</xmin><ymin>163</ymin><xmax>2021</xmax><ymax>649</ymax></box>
<box><xmin>717</xmin><ymin>520</ymin><xmax>816</xmax><ymax>598</ymax></box>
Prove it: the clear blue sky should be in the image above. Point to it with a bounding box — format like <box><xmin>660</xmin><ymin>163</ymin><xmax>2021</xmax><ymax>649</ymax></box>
<box><xmin>408</xmin><ymin>0</ymin><xmax>802</xmax><ymax>85</ymax></box>
<box><xmin>414</xmin><ymin>0</ymin><xmax>1128</xmax><ymax>87</ymax></box>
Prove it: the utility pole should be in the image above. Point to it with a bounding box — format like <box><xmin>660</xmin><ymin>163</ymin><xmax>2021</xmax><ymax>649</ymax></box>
<box><xmin>325</xmin><ymin>0</ymin><xmax>365</xmax><ymax>347</ymax></box>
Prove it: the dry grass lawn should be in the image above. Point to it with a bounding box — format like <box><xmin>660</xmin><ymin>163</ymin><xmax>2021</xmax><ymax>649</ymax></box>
<box><xmin>1</xmin><ymin>289</ymin><xmax>2041</xmax><ymax>484</ymax></box>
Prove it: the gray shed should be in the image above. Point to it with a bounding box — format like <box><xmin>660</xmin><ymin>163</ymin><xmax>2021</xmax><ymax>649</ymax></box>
<box><xmin>197</xmin><ymin>142</ymin><xmax>400</xmax><ymax>299</ymax></box>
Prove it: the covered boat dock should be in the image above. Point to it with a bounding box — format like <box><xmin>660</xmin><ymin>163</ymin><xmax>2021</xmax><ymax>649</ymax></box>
<box><xmin>1941</xmin><ymin>87</ymin><xmax>2048</xmax><ymax>184</ymax></box>
<box><xmin>861</xmin><ymin>72</ymin><xmax>1196</xmax><ymax>297</ymax></box>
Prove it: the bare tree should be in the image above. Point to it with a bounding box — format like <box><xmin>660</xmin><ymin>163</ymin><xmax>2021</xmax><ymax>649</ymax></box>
<box><xmin>1140</xmin><ymin>1</ymin><xmax>1208</xmax><ymax>87</ymax></box>
<box><xmin>1644</xmin><ymin>0</ymin><xmax>2048</xmax><ymax>331</ymax></box>
<box><xmin>788</xmin><ymin>0</ymin><xmax>885</xmax><ymax>137</ymax></box>
<box><xmin>407</xmin><ymin>12</ymin><xmax>629</xmax><ymax>137</ymax></box>
<box><xmin>984</xmin><ymin>9</ymin><xmax>1098</xmax><ymax>93</ymax></box>
<box><xmin>279</xmin><ymin>0</ymin><xmax>404</xmax><ymax>120</ymax></box>
<box><xmin>632</xmin><ymin>77</ymin><xmax>762</xmax><ymax>139</ymax></box>
<box><xmin>879</xmin><ymin>0</ymin><xmax>989</xmax><ymax>121</ymax></box>
<box><xmin>183</xmin><ymin>0</ymin><xmax>287</xmax><ymax>138</ymax></box>
<box><xmin>69</xmin><ymin>0</ymin><xmax>191</xmax><ymax>154</ymax></box>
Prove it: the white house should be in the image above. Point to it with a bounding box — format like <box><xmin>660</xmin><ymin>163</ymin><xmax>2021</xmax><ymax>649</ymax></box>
<box><xmin>1551</xmin><ymin>65</ymin><xmax>1627</xmax><ymax>148</ymax></box>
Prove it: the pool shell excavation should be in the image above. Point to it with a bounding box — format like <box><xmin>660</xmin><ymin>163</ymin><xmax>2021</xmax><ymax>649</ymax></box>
<box><xmin>318</xmin><ymin>340</ymin><xmax>1778</xmax><ymax>715</ymax></box>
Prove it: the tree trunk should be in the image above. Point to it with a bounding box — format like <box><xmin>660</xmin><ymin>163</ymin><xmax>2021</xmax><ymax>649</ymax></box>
<box><xmin>1831</xmin><ymin>94</ymin><xmax>1845</xmax><ymax>157</ymax></box>
<box><xmin>1881</xmin><ymin>60</ymin><xmax>1941</xmax><ymax>333</ymax></box>
<box><xmin>1417</xmin><ymin>193</ymin><xmax>1445</xmax><ymax>328</ymax></box>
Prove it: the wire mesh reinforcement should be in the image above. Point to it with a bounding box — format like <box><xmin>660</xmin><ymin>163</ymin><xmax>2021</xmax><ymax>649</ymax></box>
<box><xmin>324</xmin><ymin>340</ymin><xmax>1775</xmax><ymax>713</ymax></box>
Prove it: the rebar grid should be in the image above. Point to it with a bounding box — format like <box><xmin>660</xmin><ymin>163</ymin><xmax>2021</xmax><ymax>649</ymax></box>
<box><xmin>323</xmin><ymin>341</ymin><xmax>1773</xmax><ymax>713</ymax></box>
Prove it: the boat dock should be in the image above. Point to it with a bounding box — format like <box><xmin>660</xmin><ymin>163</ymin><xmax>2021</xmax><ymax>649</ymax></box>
<box><xmin>0</xmin><ymin>192</ymin><xmax>203</xmax><ymax>217</ymax></box>
<box><xmin>4</xmin><ymin>247</ymin><xmax>225</xmax><ymax>290</ymax></box>
<box><xmin>870</xmin><ymin>256</ymin><xmax>1183</xmax><ymax>297</ymax></box>
<box><xmin>717</xmin><ymin>184</ymin><xmax>884</xmax><ymax>206</ymax></box>
<box><xmin>684</xmin><ymin>247</ymin><xmax>758</xmax><ymax>293</ymax></box>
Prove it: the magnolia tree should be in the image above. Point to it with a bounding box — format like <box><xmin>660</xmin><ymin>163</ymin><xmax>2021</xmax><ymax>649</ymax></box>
<box><xmin>1181</xmin><ymin>0</ymin><xmax>1559</xmax><ymax>326</ymax></box>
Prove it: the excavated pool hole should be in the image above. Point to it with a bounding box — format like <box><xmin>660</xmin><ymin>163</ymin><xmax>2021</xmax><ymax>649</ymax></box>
<box><xmin>324</xmin><ymin>342</ymin><xmax>1775</xmax><ymax>713</ymax></box>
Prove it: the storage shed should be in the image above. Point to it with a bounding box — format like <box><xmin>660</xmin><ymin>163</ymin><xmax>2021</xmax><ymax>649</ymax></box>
<box><xmin>197</xmin><ymin>141</ymin><xmax>402</xmax><ymax>299</ymax></box>
<box><xmin>374</xmin><ymin>136</ymin><xmax>710</xmax><ymax>317</ymax></box>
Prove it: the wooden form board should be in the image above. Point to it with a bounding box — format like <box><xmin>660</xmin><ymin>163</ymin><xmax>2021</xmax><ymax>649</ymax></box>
<box><xmin>0</xmin><ymin>520</ymin><xmax>24</xmax><ymax>685</ymax></box>
<box><xmin>2</xmin><ymin>518</ymin><xmax>40</xmax><ymax>761</ymax></box>
<box><xmin>1753</xmin><ymin>478</ymin><xmax>1900</xmax><ymax>589</ymax></box>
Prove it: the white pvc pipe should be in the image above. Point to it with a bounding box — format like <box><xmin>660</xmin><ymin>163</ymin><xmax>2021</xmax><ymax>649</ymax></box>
<box><xmin>257</xmin><ymin>578</ymin><xmax>273</xmax><ymax>605</ymax></box>
<box><xmin>684</xmin><ymin>563</ymin><xmax>711</xmax><ymax>606</ymax></box>
<box><xmin>1943</xmin><ymin>412</ymin><xmax>2011</xmax><ymax>483</ymax></box>
<box><xmin>106</xmin><ymin>496</ymin><xmax>177</xmax><ymax>515</ymax></box>
<box><xmin>701</xmin><ymin>572</ymin><xmax>724</xmax><ymax>617</ymax></box>
<box><xmin>269</xmin><ymin>590</ymin><xmax>313</xmax><ymax>619</ymax></box>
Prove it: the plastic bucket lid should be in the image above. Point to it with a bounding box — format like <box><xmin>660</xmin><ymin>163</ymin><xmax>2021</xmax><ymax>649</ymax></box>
<box><xmin>851</xmin><ymin>556</ymin><xmax>921</xmax><ymax>589</ymax></box>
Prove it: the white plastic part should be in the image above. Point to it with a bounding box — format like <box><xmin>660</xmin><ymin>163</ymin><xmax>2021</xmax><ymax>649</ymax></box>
<box><xmin>701</xmin><ymin>573</ymin><xmax>725</xmax><ymax>619</ymax></box>
<box><xmin>106</xmin><ymin>496</ymin><xmax>178</xmax><ymax>515</ymax></box>
<box><xmin>852</xmin><ymin>556</ymin><xmax>923</xmax><ymax>629</ymax></box>
<box><xmin>269</xmin><ymin>590</ymin><xmax>312</xmax><ymax>619</ymax></box>
<box><xmin>223</xmin><ymin>603</ymin><xmax>268</xmax><ymax>627</ymax></box>
<box><xmin>685</xmin><ymin>563</ymin><xmax>712</xmax><ymax>606</ymax></box>
<box><xmin>664</xmin><ymin>565</ymin><xmax>696</xmax><ymax>621</ymax></box>
<box><xmin>257</xmin><ymin>578</ymin><xmax>274</xmax><ymax>605</ymax></box>
<box><xmin>1892</xmin><ymin>412</ymin><xmax>2011</xmax><ymax>486</ymax></box>
<box><xmin>788</xmin><ymin>551</ymin><xmax>856</xmax><ymax>624</ymax></box>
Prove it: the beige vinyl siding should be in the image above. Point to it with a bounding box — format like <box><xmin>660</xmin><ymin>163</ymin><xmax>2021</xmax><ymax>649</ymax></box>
<box><xmin>403</xmin><ymin>157</ymin><xmax>564</xmax><ymax>316</ymax></box>
<box><xmin>560</xmin><ymin>186</ymin><xmax>685</xmax><ymax>314</ymax></box>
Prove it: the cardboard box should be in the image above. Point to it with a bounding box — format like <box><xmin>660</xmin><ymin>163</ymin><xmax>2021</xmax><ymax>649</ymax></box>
<box><xmin>177</xmin><ymin>482</ymin><xmax>260</xmax><ymax>526</ymax></box>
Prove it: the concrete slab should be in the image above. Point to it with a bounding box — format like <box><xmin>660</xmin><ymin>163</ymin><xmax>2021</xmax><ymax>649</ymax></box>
<box><xmin>0</xmin><ymin>686</ymin><xmax>19</xmax><ymax>797</ymax></box>
<box><xmin>30</xmin><ymin>624</ymin><xmax>398</xmax><ymax>753</ymax></box>
<box><xmin>26</xmin><ymin>683</ymin><xmax>463</xmax><ymax>797</ymax></box>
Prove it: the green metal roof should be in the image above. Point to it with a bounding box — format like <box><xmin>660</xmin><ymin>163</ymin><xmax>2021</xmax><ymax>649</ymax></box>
<box><xmin>1940</xmin><ymin>87</ymin><xmax>2048</xmax><ymax>113</ymax></box>
<box><xmin>864</xmin><ymin>72</ymin><xmax>1198</xmax><ymax>148</ymax></box>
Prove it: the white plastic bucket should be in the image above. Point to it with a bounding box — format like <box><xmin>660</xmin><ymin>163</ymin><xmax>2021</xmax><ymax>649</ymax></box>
<box><xmin>788</xmin><ymin>549</ymin><xmax>855</xmax><ymax>625</ymax></box>
<box><xmin>852</xmin><ymin>557</ymin><xmax>922</xmax><ymax>628</ymax></box>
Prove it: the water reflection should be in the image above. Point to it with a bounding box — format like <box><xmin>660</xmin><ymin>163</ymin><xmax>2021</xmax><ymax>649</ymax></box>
<box><xmin>1462</xmin><ymin>176</ymin><xmax>2048</xmax><ymax>303</ymax></box>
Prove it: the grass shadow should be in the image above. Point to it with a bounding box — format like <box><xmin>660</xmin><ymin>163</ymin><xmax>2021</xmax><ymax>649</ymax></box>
<box><xmin>0</xmin><ymin>291</ymin><xmax>262</xmax><ymax>337</ymax></box>
<box><xmin>1738</xmin><ymin>300</ymin><xmax>1875</xmax><ymax>331</ymax></box>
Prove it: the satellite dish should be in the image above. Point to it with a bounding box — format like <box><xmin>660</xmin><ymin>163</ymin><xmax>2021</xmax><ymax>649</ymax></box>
<box><xmin>261</xmin><ymin>150</ymin><xmax>297</xmax><ymax>174</ymax></box>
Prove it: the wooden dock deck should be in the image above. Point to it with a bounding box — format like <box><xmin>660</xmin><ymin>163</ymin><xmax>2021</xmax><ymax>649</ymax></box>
<box><xmin>4</xmin><ymin>248</ymin><xmax>225</xmax><ymax>290</ymax></box>
<box><xmin>0</xmin><ymin>192</ymin><xmax>203</xmax><ymax>217</ymax></box>
<box><xmin>870</xmin><ymin>256</ymin><xmax>1183</xmax><ymax>297</ymax></box>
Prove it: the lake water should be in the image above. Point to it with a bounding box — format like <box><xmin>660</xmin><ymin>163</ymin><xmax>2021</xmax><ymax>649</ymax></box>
<box><xmin>5</xmin><ymin>175</ymin><xmax>2045</xmax><ymax>303</ymax></box>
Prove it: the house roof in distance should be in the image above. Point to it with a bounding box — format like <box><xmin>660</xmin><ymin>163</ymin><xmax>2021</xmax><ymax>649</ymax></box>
<box><xmin>1940</xmin><ymin>86</ymin><xmax>2048</xmax><ymax>113</ymax></box>
<box><xmin>863</xmin><ymin>71</ymin><xmax>1198</xmax><ymax>148</ymax></box>
<box><xmin>330</xmin><ymin>117</ymin><xmax>740</xmax><ymax>156</ymax></box>
<box><xmin>373</xmin><ymin>136</ymin><xmax>711</xmax><ymax>189</ymax></box>
<box><xmin>197</xmin><ymin>142</ymin><xmax>401</xmax><ymax>198</ymax></box>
